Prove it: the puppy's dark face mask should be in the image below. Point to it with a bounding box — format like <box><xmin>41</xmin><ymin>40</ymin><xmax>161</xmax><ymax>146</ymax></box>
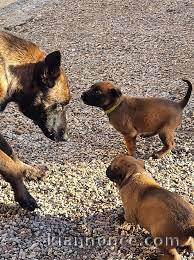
<box><xmin>106</xmin><ymin>165</ymin><xmax>126</xmax><ymax>184</ymax></box>
<box><xmin>81</xmin><ymin>81</ymin><xmax>122</xmax><ymax>110</ymax></box>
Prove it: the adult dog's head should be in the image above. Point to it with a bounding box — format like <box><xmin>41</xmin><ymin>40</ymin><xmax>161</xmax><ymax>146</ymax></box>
<box><xmin>81</xmin><ymin>81</ymin><xmax>122</xmax><ymax>110</ymax></box>
<box><xmin>16</xmin><ymin>51</ymin><xmax>70</xmax><ymax>141</ymax></box>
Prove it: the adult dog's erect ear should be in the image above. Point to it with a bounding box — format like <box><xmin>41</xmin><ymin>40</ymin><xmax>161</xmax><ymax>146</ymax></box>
<box><xmin>45</xmin><ymin>51</ymin><xmax>61</xmax><ymax>75</ymax></box>
<box><xmin>34</xmin><ymin>51</ymin><xmax>62</xmax><ymax>89</ymax></box>
<box><xmin>111</xmin><ymin>88</ymin><xmax>122</xmax><ymax>98</ymax></box>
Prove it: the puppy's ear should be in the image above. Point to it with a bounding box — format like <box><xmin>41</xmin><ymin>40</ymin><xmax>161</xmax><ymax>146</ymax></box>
<box><xmin>137</xmin><ymin>159</ymin><xmax>145</xmax><ymax>169</ymax></box>
<box><xmin>45</xmin><ymin>51</ymin><xmax>61</xmax><ymax>75</ymax></box>
<box><xmin>111</xmin><ymin>88</ymin><xmax>122</xmax><ymax>97</ymax></box>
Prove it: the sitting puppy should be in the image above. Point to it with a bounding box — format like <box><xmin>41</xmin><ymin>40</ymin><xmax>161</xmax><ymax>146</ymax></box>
<box><xmin>106</xmin><ymin>154</ymin><xmax>194</xmax><ymax>260</ymax></box>
<box><xmin>81</xmin><ymin>80</ymin><xmax>192</xmax><ymax>158</ymax></box>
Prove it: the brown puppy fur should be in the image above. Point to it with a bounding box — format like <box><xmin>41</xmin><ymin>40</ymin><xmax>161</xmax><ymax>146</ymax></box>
<box><xmin>106</xmin><ymin>154</ymin><xmax>194</xmax><ymax>259</ymax></box>
<box><xmin>0</xmin><ymin>31</ymin><xmax>70</xmax><ymax>210</ymax></box>
<box><xmin>81</xmin><ymin>80</ymin><xmax>192</xmax><ymax>158</ymax></box>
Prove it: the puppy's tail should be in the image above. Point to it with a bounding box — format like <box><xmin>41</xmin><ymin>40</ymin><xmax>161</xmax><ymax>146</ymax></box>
<box><xmin>184</xmin><ymin>226</ymin><xmax>194</xmax><ymax>237</ymax></box>
<box><xmin>179</xmin><ymin>79</ymin><xmax>192</xmax><ymax>109</ymax></box>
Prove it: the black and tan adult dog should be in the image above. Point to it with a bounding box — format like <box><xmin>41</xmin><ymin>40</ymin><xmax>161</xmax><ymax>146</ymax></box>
<box><xmin>106</xmin><ymin>154</ymin><xmax>194</xmax><ymax>260</ymax></box>
<box><xmin>0</xmin><ymin>31</ymin><xmax>70</xmax><ymax>210</ymax></box>
<box><xmin>81</xmin><ymin>80</ymin><xmax>192</xmax><ymax>158</ymax></box>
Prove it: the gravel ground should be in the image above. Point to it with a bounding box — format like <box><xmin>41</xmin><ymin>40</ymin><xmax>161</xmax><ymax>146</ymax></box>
<box><xmin>0</xmin><ymin>0</ymin><xmax>15</xmax><ymax>9</ymax></box>
<box><xmin>0</xmin><ymin>0</ymin><xmax>193</xmax><ymax>259</ymax></box>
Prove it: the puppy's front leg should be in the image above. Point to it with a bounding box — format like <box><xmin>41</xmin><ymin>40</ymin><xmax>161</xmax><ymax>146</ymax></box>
<box><xmin>0</xmin><ymin>150</ymin><xmax>38</xmax><ymax>210</ymax></box>
<box><xmin>0</xmin><ymin>134</ymin><xmax>46</xmax><ymax>180</ymax></box>
<box><xmin>117</xmin><ymin>207</ymin><xmax>125</xmax><ymax>224</ymax></box>
<box><xmin>123</xmin><ymin>133</ymin><xmax>137</xmax><ymax>156</ymax></box>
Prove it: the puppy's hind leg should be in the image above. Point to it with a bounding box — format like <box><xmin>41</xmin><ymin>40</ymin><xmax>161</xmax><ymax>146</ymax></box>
<box><xmin>181</xmin><ymin>237</ymin><xmax>194</xmax><ymax>253</ymax></box>
<box><xmin>152</xmin><ymin>128</ymin><xmax>175</xmax><ymax>159</ymax></box>
<box><xmin>189</xmin><ymin>237</ymin><xmax>194</xmax><ymax>252</ymax></box>
<box><xmin>159</xmin><ymin>248</ymin><xmax>181</xmax><ymax>260</ymax></box>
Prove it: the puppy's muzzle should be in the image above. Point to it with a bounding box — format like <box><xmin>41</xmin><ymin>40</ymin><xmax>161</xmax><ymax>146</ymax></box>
<box><xmin>81</xmin><ymin>92</ymin><xmax>89</xmax><ymax>103</ymax></box>
<box><xmin>106</xmin><ymin>166</ymin><xmax>113</xmax><ymax>180</ymax></box>
<box><xmin>81</xmin><ymin>91</ymin><xmax>97</xmax><ymax>106</ymax></box>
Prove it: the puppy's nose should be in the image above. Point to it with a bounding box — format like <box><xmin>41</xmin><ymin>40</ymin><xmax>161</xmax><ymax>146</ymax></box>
<box><xmin>81</xmin><ymin>93</ymin><xmax>85</xmax><ymax>100</ymax></box>
<box><xmin>106</xmin><ymin>166</ymin><xmax>112</xmax><ymax>178</ymax></box>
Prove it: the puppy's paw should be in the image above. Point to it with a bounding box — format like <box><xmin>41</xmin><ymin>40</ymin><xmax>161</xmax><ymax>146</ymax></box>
<box><xmin>152</xmin><ymin>151</ymin><xmax>172</xmax><ymax>159</ymax></box>
<box><xmin>152</xmin><ymin>153</ymin><xmax>160</xmax><ymax>159</ymax></box>
<box><xmin>116</xmin><ymin>207</ymin><xmax>125</xmax><ymax>224</ymax></box>
<box><xmin>118</xmin><ymin>213</ymin><xmax>126</xmax><ymax>225</ymax></box>
<box><xmin>24</xmin><ymin>165</ymin><xmax>48</xmax><ymax>180</ymax></box>
<box><xmin>147</xmin><ymin>255</ymin><xmax>158</xmax><ymax>260</ymax></box>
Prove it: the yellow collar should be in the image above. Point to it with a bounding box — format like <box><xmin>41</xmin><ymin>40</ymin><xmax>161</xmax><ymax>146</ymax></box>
<box><xmin>104</xmin><ymin>99</ymin><xmax>122</xmax><ymax>115</ymax></box>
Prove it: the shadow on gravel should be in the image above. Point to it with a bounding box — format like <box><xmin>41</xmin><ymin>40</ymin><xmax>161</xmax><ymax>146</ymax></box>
<box><xmin>0</xmin><ymin>202</ymin><xmax>22</xmax><ymax>215</ymax></box>
<box><xmin>0</xmin><ymin>204</ymin><xmax>155</xmax><ymax>258</ymax></box>
<box><xmin>0</xmin><ymin>204</ymin><xmax>192</xmax><ymax>259</ymax></box>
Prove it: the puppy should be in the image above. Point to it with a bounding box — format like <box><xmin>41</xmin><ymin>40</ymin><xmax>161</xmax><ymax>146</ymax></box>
<box><xmin>81</xmin><ymin>80</ymin><xmax>192</xmax><ymax>158</ymax></box>
<box><xmin>106</xmin><ymin>154</ymin><xmax>194</xmax><ymax>259</ymax></box>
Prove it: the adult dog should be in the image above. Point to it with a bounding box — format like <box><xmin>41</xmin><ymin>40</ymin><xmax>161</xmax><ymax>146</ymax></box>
<box><xmin>0</xmin><ymin>31</ymin><xmax>70</xmax><ymax>210</ymax></box>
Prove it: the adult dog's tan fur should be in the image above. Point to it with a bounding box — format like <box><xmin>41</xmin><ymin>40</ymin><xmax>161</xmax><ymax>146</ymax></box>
<box><xmin>0</xmin><ymin>31</ymin><xmax>70</xmax><ymax>210</ymax></box>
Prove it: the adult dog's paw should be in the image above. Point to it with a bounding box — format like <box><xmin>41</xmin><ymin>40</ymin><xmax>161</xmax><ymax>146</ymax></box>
<box><xmin>15</xmin><ymin>187</ymin><xmax>39</xmax><ymax>211</ymax></box>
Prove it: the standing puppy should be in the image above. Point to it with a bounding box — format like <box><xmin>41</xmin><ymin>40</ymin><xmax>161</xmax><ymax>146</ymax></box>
<box><xmin>81</xmin><ymin>80</ymin><xmax>192</xmax><ymax>158</ymax></box>
<box><xmin>106</xmin><ymin>154</ymin><xmax>194</xmax><ymax>260</ymax></box>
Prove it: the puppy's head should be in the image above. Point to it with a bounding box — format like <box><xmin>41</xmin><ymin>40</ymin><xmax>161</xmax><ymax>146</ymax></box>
<box><xmin>81</xmin><ymin>81</ymin><xmax>122</xmax><ymax>109</ymax></box>
<box><xmin>106</xmin><ymin>154</ymin><xmax>145</xmax><ymax>186</ymax></box>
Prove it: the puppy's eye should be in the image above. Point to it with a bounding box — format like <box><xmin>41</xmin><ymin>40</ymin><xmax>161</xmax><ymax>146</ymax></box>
<box><xmin>95</xmin><ymin>89</ymin><xmax>102</xmax><ymax>96</ymax></box>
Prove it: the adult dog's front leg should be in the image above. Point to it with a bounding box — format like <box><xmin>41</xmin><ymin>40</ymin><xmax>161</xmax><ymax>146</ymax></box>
<box><xmin>0</xmin><ymin>134</ymin><xmax>46</xmax><ymax>180</ymax></box>
<box><xmin>0</xmin><ymin>150</ymin><xmax>38</xmax><ymax>211</ymax></box>
<box><xmin>14</xmin><ymin>159</ymin><xmax>46</xmax><ymax>180</ymax></box>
